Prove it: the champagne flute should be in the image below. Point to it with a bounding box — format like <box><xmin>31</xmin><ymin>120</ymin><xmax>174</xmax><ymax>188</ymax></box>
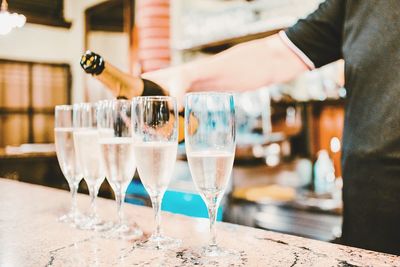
<box><xmin>54</xmin><ymin>105</ymin><xmax>84</xmax><ymax>226</ymax></box>
<box><xmin>97</xmin><ymin>99</ymin><xmax>142</xmax><ymax>239</ymax></box>
<box><xmin>131</xmin><ymin>96</ymin><xmax>180</xmax><ymax>249</ymax></box>
<box><xmin>185</xmin><ymin>92</ymin><xmax>237</xmax><ymax>258</ymax></box>
<box><xmin>72</xmin><ymin>102</ymin><xmax>108</xmax><ymax>231</ymax></box>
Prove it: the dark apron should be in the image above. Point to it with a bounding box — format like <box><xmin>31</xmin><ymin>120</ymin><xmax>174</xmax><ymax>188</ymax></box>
<box><xmin>341</xmin><ymin>156</ymin><xmax>400</xmax><ymax>255</ymax></box>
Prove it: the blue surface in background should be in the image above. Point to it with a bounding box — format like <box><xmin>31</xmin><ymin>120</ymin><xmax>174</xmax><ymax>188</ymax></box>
<box><xmin>125</xmin><ymin>179</ymin><xmax>223</xmax><ymax>221</ymax></box>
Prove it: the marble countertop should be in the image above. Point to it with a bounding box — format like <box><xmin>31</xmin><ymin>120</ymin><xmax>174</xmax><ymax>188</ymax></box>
<box><xmin>0</xmin><ymin>178</ymin><xmax>399</xmax><ymax>267</ymax></box>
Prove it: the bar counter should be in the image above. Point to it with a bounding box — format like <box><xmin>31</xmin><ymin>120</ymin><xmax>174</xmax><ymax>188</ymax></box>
<box><xmin>0</xmin><ymin>178</ymin><xmax>399</xmax><ymax>266</ymax></box>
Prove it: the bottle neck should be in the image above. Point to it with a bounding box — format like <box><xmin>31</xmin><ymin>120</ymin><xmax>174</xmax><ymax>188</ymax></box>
<box><xmin>80</xmin><ymin>50</ymin><xmax>144</xmax><ymax>98</ymax></box>
<box><xmin>96</xmin><ymin>62</ymin><xmax>144</xmax><ymax>98</ymax></box>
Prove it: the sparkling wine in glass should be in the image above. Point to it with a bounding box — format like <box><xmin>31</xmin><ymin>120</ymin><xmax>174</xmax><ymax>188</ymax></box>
<box><xmin>72</xmin><ymin>102</ymin><xmax>108</xmax><ymax>231</ymax></box>
<box><xmin>97</xmin><ymin>99</ymin><xmax>142</xmax><ymax>239</ymax></box>
<box><xmin>54</xmin><ymin>105</ymin><xmax>84</xmax><ymax>226</ymax></box>
<box><xmin>185</xmin><ymin>92</ymin><xmax>237</xmax><ymax>258</ymax></box>
<box><xmin>131</xmin><ymin>96</ymin><xmax>180</xmax><ymax>249</ymax></box>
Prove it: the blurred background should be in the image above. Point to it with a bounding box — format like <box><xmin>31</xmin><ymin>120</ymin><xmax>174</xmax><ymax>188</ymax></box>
<box><xmin>0</xmin><ymin>0</ymin><xmax>345</xmax><ymax>242</ymax></box>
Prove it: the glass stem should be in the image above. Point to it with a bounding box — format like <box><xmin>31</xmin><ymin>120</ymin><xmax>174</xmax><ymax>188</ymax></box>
<box><xmin>70</xmin><ymin>182</ymin><xmax>78</xmax><ymax>216</ymax></box>
<box><xmin>89</xmin><ymin>184</ymin><xmax>98</xmax><ymax>219</ymax></box>
<box><xmin>116</xmin><ymin>188</ymin><xmax>125</xmax><ymax>226</ymax></box>
<box><xmin>151</xmin><ymin>194</ymin><xmax>163</xmax><ymax>238</ymax></box>
<box><xmin>207</xmin><ymin>201</ymin><xmax>218</xmax><ymax>248</ymax></box>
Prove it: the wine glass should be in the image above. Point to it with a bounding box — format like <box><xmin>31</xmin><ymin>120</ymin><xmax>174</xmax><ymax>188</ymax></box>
<box><xmin>72</xmin><ymin>102</ymin><xmax>108</xmax><ymax>231</ymax></box>
<box><xmin>54</xmin><ymin>105</ymin><xmax>84</xmax><ymax>226</ymax></box>
<box><xmin>97</xmin><ymin>99</ymin><xmax>143</xmax><ymax>239</ymax></box>
<box><xmin>185</xmin><ymin>92</ymin><xmax>237</xmax><ymax>258</ymax></box>
<box><xmin>131</xmin><ymin>96</ymin><xmax>180</xmax><ymax>249</ymax></box>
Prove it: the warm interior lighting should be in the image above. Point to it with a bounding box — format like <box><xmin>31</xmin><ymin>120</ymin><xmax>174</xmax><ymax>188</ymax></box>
<box><xmin>330</xmin><ymin>136</ymin><xmax>341</xmax><ymax>153</ymax></box>
<box><xmin>0</xmin><ymin>0</ymin><xmax>26</xmax><ymax>35</ymax></box>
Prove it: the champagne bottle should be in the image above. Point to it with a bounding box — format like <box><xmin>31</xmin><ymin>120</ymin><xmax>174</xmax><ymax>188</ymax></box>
<box><xmin>80</xmin><ymin>50</ymin><xmax>187</xmax><ymax>143</ymax></box>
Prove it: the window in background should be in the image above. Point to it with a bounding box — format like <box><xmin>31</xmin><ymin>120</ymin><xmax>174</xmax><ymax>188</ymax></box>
<box><xmin>0</xmin><ymin>59</ymin><xmax>71</xmax><ymax>147</ymax></box>
<box><xmin>7</xmin><ymin>0</ymin><xmax>71</xmax><ymax>28</ymax></box>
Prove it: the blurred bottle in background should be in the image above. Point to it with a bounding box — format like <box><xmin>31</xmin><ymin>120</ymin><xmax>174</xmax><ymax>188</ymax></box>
<box><xmin>313</xmin><ymin>150</ymin><xmax>335</xmax><ymax>195</ymax></box>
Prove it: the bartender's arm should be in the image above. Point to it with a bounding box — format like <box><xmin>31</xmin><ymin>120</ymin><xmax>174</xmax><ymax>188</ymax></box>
<box><xmin>142</xmin><ymin>0</ymin><xmax>343</xmax><ymax>100</ymax></box>
<box><xmin>142</xmin><ymin>34</ymin><xmax>310</xmax><ymax>99</ymax></box>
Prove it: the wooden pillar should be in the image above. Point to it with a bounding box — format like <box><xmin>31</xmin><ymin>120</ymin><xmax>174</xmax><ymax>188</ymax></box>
<box><xmin>135</xmin><ymin>0</ymin><xmax>170</xmax><ymax>73</ymax></box>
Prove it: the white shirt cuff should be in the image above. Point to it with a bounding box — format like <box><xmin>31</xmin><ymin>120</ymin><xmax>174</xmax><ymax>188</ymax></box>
<box><xmin>278</xmin><ymin>30</ymin><xmax>315</xmax><ymax>70</ymax></box>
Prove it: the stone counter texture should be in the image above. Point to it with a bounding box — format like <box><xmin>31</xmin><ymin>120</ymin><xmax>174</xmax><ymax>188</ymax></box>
<box><xmin>0</xmin><ymin>178</ymin><xmax>399</xmax><ymax>266</ymax></box>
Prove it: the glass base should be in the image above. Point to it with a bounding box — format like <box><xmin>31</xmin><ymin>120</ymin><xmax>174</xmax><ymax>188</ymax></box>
<box><xmin>203</xmin><ymin>245</ymin><xmax>239</xmax><ymax>258</ymax></box>
<box><xmin>136</xmin><ymin>235</ymin><xmax>181</xmax><ymax>250</ymax></box>
<box><xmin>58</xmin><ymin>211</ymin><xmax>85</xmax><ymax>227</ymax></box>
<box><xmin>77</xmin><ymin>216</ymin><xmax>112</xmax><ymax>232</ymax></box>
<box><xmin>179</xmin><ymin>245</ymin><xmax>241</xmax><ymax>265</ymax></box>
<box><xmin>104</xmin><ymin>223</ymin><xmax>143</xmax><ymax>240</ymax></box>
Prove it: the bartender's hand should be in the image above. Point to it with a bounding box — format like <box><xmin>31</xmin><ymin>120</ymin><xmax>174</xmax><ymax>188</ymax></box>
<box><xmin>142</xmin><ymin>65</ymin><xmax>190</xmax><ymax>108</ymax></box>
<box><xmin>142</xmin><ymin>33</ymin><xmax>309</xmax><ymax>106</ymax></box>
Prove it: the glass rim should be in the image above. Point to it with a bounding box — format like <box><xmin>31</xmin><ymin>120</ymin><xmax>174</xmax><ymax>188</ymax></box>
<box><xmin>72</xmin><ymin>102</ymin><xmax>91</xmax><ymax>105</ymax></box>
<box><xmin>185</xmin><ymin>91</ymin><xmax>234</xmax><ymax>97</ymax></box>
<box><xmin>55</xmin><ymin>104</ymin><xmax>72</xmax><ymax>110</ymax></box>
<box><xmin>132</xmin><ymin>95</ymin><xmax>176</xmax><ymax>101</ymax></box>
<box><xmin>72</xmin><ymin>102</ymin><xmax>98</xmax><ymax>108</ymax></box>
<box><xmin>97</xmin><ymin>98</ymin><xmax>131</xmax><ymax>104</ymax></box>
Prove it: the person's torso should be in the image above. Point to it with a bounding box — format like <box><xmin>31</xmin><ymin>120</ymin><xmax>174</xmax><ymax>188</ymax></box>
<box><xmin>341</xmin><ymin>0</ymin><xmax>400</xmax><ymax>166</ymax></box>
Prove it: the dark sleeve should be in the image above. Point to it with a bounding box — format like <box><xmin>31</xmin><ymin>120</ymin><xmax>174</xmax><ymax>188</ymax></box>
<box><xmin>285</xmin><ymin>0</ymin><xmax>345</xmax><ymax>68</ymax></box>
